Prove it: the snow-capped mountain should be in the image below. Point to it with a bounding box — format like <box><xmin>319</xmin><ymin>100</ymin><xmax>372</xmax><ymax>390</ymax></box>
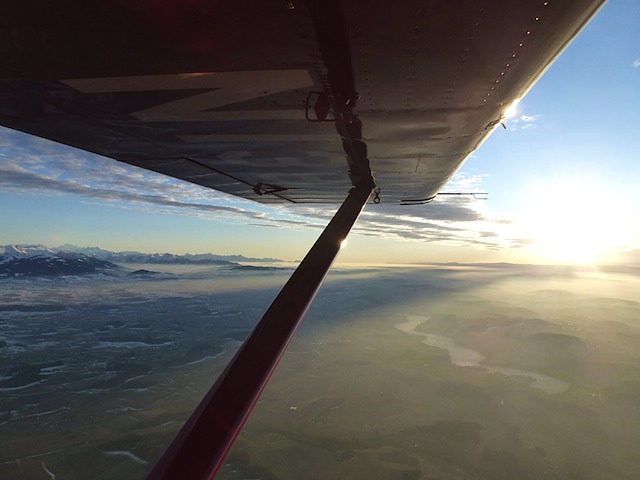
<box><xmin>57</xmin><ymin>244</ymin><xmax>281</xmax><ymax>264</ymax></box>
<box><xmin>0</xmin><ymin>244</ymin><xmax>57</xmax><ymax>258</ymax></box>
<box><xmin>0</xmin><ymin>244</ymin><xmax>121</xmax><ymax>277</ymax></box>
<box><xmin>0</xmin><ymin>244</ymin><xmax>285</xmax><ymax>277</ymax></box>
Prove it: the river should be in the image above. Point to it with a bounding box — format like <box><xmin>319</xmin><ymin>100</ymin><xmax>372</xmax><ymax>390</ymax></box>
<box><xmin>395</xmin><ymin>315</ymin><xmax>570</xmax><ymax>394</ymax></box>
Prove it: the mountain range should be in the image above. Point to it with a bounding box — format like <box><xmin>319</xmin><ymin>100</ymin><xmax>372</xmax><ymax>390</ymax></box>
<box><xmin>0</xmin><ymin>245</ymin><xmax>283</xmax><ymax>277</ymax></box>
<box><xmin>57</xmin><ymin>244</ymin><xmax>281</xmax><ymax>264</ymax></box>
<box><xmin>0</xmin><ymin>245</ymin><xmax>120</xmax><ymax>277</ymax></box>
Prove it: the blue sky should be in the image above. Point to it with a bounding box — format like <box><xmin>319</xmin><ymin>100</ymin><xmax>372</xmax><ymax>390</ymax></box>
<box><xmin>1</xmin><ymin>0</ymin><xmax>639</xmax><ymax>265</ymax></box>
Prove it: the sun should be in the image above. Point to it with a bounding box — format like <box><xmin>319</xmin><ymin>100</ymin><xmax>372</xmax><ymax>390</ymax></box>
<box><xmin>522</xmin><ymin>179</ymin><xmax>628</xmax><ymax>264</ymax></box>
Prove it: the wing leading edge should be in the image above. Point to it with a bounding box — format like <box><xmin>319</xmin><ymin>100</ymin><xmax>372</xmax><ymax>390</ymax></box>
<box><xmin>0</xmin><ymin>0</ymin><xmax>604</xmax><ymax>204</ymax></box>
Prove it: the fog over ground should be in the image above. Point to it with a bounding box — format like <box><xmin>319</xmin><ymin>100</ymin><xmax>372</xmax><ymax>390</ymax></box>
<box><xmin>1</xmin><ymin>263</ymin><xmax>639</xmax><ymax>479</ymax></box>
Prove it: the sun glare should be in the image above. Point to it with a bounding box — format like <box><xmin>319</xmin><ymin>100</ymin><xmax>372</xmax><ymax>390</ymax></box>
<box><xmin>504</xmin><ymin>98</ymin><xmax>521</xmax><ymax>119</ymax></box>
<box><xmin>523</xmin><ymin>179</ymin><xmax>628</xmax><ymax>264</ymax></box>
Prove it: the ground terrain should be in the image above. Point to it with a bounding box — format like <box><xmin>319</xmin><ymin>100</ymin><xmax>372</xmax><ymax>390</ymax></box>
<box><xmin>1</xmin><ymin>264</ymin><xmax>639</xmax><ymax>479</ymax></box>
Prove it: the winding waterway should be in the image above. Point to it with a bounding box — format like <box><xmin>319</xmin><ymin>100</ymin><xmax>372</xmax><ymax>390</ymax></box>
<box><xmin>395</xmin><ymin>315</ymin><xmax>570</xmax><ymax>394</ymax></box>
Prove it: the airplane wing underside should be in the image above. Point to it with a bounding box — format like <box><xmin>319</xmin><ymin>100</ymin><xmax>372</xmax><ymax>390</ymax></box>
<box><xmin>0</xmin><ymin>0</ymin><xmax>604</xmax><ymax>204</ymax></box>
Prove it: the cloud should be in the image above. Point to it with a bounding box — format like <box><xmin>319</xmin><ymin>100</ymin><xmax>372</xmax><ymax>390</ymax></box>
<box><xmin>0</xmin><ymin>126</ymin><xmax>301</xmax><ymax>231</ymax></box>
<box><xmin>440</xmin><ymin>171</ymin><xmax>487</xmax><ymax>192</ymax></box>
<box><xmin>285</xmin><ymin>197</ymin><xmax>515</xmax><ymax>247</ymax></box>
<box><xmin>633</xmin><ymin>59</ymin><xmax>640</xmax><ymax>68</ymax></box>
<box><xmin>0</xmin><ymin>167</ymin><xmax>273</xmax><ymax>222</ymax></box>
<box><xmin>506</xmin><ymin>113</ymin><xmax>541</xmax><ymax>131</ymax></box>
<box><xmin>0</xmin><ymin>126</ymin><xmax>522</xmax><ymax>251</ymax></box>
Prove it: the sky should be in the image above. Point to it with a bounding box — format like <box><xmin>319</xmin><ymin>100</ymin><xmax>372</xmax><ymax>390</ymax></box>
<box><xmin>1</xmin><ymin>0</ymin><xmax>639</xmax><ymax>265</ymax></box>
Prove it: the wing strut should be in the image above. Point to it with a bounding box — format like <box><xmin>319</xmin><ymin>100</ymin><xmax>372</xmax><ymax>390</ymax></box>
<box><xmin>147</xmin><ymin>183</ymin><xmax>374</xmax><ymax>480</ymax></box>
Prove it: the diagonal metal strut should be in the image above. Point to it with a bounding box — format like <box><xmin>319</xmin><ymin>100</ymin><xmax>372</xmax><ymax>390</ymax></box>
<box><xmin>147</xmin><ymin>183</ymin><xmax>374</xmax><ymax>480</ymax></box>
